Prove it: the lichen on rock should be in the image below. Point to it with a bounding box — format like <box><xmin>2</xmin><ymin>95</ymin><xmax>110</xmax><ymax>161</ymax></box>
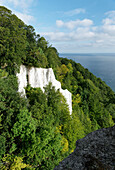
<box><xmin>54</xmin><ymin>125</ymin><xmax>115</xmax><ymax>170</ymax></box>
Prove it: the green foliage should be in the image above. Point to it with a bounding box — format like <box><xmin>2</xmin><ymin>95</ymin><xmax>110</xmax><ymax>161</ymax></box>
<box><xmin>62</xmin><ymin>112</ymin><xmax>85</xmax><ymax>150</ymax></box>
<box><xmin>0</xmin><ymin>72</ymin><xmax>27</xmax><ymax>159</ymax></box>
<box><xmin>0</xmin><ymin>6</ymin><xmax>27</xmax><ymax>74</ymax></box>
<box><xmin>37</xmin><ymin>36</ymin><xmax>48</xmax><ymax>52</ymax></box>
<box><xmin>24</xmin><ymin>25</ymin><xmax>48</xmax><ymax>68</ymax></box>
<box><xmin>25</xmin><ymin>47</ymin><xmax>48</xmax><ymax>67</ymax></box>
<box><xmin>0</xmin><ymin>154</ymin><xmax>30</xmax><ymax>169</ymax></box>
<box><xmin>60</xmin><ymin>57</ymin><xmax>115</xmax><ymax>131</ymax></box>
<box><xmin>12</xmin><ymin>108</ymin><xmax>37</xmax><ymax>157</ymax></box>
<box><xmin>0</xmin><ymin>69</ymin><xmax>8</xmax><ymax>78</ymax></box>
<box><xmin>25</xmin><ymin>84</ymin><xmax>70</xmax><ymax>168</ymax></box>
<box><xmin>0</xmin><ymin>6</ymin><xmax>115</xmax><ymax>170</ymax></box>
<box><xmin>45</xmin><ymin>47</ymin><xmax>61</xmax><ymax>70</ymax></box>
<box><xmin>0</xmin><ymin>135</ymin><xmax>6</xmax><ymax>160</ymax></box>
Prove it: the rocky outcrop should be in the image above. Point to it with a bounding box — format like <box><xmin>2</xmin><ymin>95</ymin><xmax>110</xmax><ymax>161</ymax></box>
<box><xmin>54</xmin><ymin>125</ymin><xmax>115</xmax><ymax>170</ymax></box>
<box><xmin>17</xmin><ymin>65</ymin><xmax>72</xmax><ymax>114</ymax></box>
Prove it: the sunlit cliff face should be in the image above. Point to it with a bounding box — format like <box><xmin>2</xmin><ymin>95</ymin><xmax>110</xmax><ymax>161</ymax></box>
<box><xmin>17</xmin><ymin>65</ymin><xmax>72</xmax><ymax>114</ymax></box>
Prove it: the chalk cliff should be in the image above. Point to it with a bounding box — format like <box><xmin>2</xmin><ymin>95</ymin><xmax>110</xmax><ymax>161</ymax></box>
<box><xmin>17</xmin><ymin>65</ymin><xmax>72</xmax><ymax>114</ymax></box>
<box><xmin>17</xmin><ymin>65</ymin><xmax>27</xmax><ymax>95</ymax></box>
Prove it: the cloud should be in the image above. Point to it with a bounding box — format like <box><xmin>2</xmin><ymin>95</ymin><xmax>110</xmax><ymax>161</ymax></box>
<box><xmin>102</xmin><ymin>10</ymin><xmax>115</xmax><ymax>35</ymax></box>
<box><xmin>42</xmin><ymin>27</ymin><xmax>95</xmax><ymax>42</ymax></box>
<box><xmin>0</xmin><ymin>0</ymin><xmax>35</xmax><ymax>15</ymax></box>
<box><xmin>56</xmin><ymin>20</ymin><xmax>64</xmax><ymax>27</ymax></box>
<box><xmin>103</xmin><ymin>24</ymin><xmax>115</xmax><ymax>35</ymax></box>
<box><xmin>0</xmin><ymin>0</ymin><xmax>34</xmax><ymax>11</ymax></box>
<box><xmin>105</xmin><ymin>10</ymin><xmax>115</xmax><ymax>18</ymax></box>
<box><xmin>0</xmin><ymin>0</ymin><xmax>4</xmax><ymax>5</ymax></box>
<box><xmin>103</xmin><ymin>18</ymin><xmax>114</xmax><ymax>25</ymax></box>
<box><xmin>41</xmin><ymin>10</ymin><xmax>115</xmax><ymax>52</ymax></box>
<box><xmin>43</xmin><ymin>32</ymin><xmax>68</xmax><ymax>41</ymax></box>
<box><xmin>56</xmin><ymin>19</ymin><xmax>93</xmax><ymax>29</ymax></box>
<box><xmin>14</xmin><ymin>11</ymin><xmax>34</xmax><ymax>24</ymax></box>
<box><xmin>64</xmin><ymin>8</ymin><xmax>85</xmax><ymax>16</ymax></box>
<box><xmin>0</xmin><ymin>0</ymin><xmax>35</xmax><ymax>25</ymax></box>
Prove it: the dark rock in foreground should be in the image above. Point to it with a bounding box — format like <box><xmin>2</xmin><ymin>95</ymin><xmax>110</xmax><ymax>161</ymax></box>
<box><xmin>54</xmin><ymin>126</ymin><xmax>115</xmax><ymax>170</ymax></box>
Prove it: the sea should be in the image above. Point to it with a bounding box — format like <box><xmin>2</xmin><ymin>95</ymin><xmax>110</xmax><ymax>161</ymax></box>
<box><xmin>59</xmin><ymin>53</ymin><xmax>115</xmax><ymax>92</ymax></box>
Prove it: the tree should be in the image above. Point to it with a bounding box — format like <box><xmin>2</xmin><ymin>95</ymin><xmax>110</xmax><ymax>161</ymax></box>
<box><xmin>25</xmin><ymin>84</ymin><xmax>70</xmax><ymax>168</ymax></box>
<box><xmin>0</xmin><ymin>6</ymin><xmax>27</xmax><ymax>74</ymax></box>
<box><xmin>45</xmin><ymin>47</ymin><xmax>61</xmax><ymax>70</ymax></box>
<box><xmin>0</xmin><ymin>73</ymin><xmax>27</xmax><ymax>156</ymax></box>
<box><xmin>37</xmin><ymin>36</ymin><xmax>48</xmax><ymax>52</ymax></box>
<box><xmin>25</xmin><ymin>47</ymin><xmax>48</xmax><ymax>67</ymax></box>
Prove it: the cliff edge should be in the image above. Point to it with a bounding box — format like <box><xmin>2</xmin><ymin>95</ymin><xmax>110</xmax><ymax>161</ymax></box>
<box><xmin>54</xmin><ymin>125</ymin><xmax>115</xmax><ymax>170</ymax></box>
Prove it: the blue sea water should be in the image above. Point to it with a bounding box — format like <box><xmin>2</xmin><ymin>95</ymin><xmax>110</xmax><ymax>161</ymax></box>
<box><xmin>59</xmin><ymin>53</ymin><xmax>115</xmax><ymax>92</ymax></box>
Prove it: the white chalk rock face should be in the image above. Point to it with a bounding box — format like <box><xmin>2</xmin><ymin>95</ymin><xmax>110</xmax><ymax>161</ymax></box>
<box><xmin>17</xmin><ymin>65</ymin><xmax>27</xmax><ymax>95</ymax></box>
<box><xmin>28</xmin><ymin>67</ymin><xmax>61</xmax><ymax>91</ymax></box>
<box><xmin>17</xmin><ymin>65</ymin><xmax>72</xmax><ymax>114</ymax></box>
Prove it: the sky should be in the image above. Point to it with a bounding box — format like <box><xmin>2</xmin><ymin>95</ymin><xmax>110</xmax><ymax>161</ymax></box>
<box><xmin>0</xmin><ymin>0</ymin><xmax>115</xmax><ymax>53</ymax></box>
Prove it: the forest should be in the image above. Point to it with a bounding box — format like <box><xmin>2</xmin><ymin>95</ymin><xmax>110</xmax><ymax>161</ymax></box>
<box><xmin>0</xmin><ymin>6</ymin><xmax>115</xmax><ymax>169</ymax></box>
